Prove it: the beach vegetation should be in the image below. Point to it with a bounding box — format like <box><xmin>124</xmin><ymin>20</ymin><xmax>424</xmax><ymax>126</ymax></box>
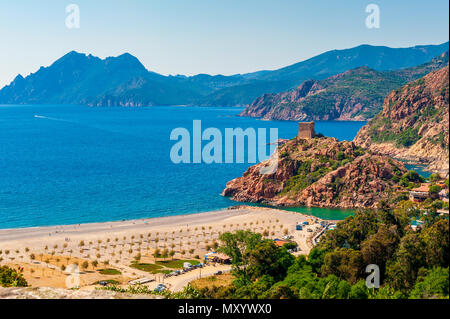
<box><xmin>0</xmin><ymin>266</ymin><xmax>28</xmax><ymax>287</ymax></box>
<box><xmin>98</xmin><ymin>268</ymin><xmax>121</xmax><ymax>275</ymax></box>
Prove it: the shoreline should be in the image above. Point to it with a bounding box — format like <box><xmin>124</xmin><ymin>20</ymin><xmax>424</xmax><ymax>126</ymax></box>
<box><xmin>0</xmin><ymin>203</ymin><xmax>350</xmax><ymax>233</ymax></box>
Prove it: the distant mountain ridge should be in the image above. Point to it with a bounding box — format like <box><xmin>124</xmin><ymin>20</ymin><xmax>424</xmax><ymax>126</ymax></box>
<box><xmin>0</xmin><ymin>42</ymin><xmax>448</xmax><ymax>107</ymax></box>
<box><xmin>240</xmin><ymin>51</ymin><xmax>449</xmax><ymax>121</ymax></box>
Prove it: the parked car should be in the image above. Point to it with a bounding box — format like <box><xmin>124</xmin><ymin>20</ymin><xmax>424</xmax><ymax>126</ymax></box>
<box><xmin>154</xmin><ymin>284</ymin><xmax>167</xmax><ymax>292</ymax></box>
<box><xmin>214</xmin><ymin>271</ymin><xmax>223</xmax><ymax>275</ymax></box>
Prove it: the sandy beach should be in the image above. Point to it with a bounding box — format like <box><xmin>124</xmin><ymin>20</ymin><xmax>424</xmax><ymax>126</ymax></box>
<box><xmin>0</xmin><ymin>206</ymin><xmax>328</xmax><ymax>291</ymax></box>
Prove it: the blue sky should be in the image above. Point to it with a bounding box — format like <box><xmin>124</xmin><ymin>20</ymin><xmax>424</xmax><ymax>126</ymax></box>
<box><xmin>0</xmin><ymin>0</ymin><xmax>448</xmax><ymax>87</ymax></box>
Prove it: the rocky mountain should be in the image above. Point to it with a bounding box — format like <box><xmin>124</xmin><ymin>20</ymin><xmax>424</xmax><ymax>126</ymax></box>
<box><xmin>240</xmin><ymin>51</ymin><xmax>449</xmax><ymax>121</ymax></box>
<box><xmin>222</xmin><ymin>136</ymin><xmax>408</xmax><ymax>209</ymax></box>
<box><xmin>0</xmin><ymin>42</ymin><xmax>448</xmax><ymax>107</ymax></box>
<box><xmin>354</xmin><ymin>66</ymin><xmax>449</xmax><ymax>176</ymax></box>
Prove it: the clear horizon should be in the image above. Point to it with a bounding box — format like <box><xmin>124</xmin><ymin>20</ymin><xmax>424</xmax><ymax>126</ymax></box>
<box><xmin>0</xmin><ymin>0</ymin><xmax>448</xmax><ymax>87</ymax></box>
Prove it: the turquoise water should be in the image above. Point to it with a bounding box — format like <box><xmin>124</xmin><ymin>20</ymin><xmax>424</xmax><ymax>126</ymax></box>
<box><xmin>0</xmin><ymin>105</ymin><xmax>366</xmax><ymax>229</ymax></box>
<box><xmin>404</xmin><ymin>164</ymin><xmax>432</xmax><ymax>178</ymax></box>
<box><xmin>281</xmin><ymin>207</ymin><xmax>354</xmax><ymax>221</ymax></box>
<box><xmin>246</xmin><ymin>203</ymin><xmax>354</xmax><ymax>221</ymax></box>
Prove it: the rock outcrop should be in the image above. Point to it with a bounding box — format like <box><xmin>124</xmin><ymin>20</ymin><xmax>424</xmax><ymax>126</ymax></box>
<box><xmin>222</xmin><ymin>137</ymin><xmax>407</xmax><ymax>209</ymax></box>
<box><xmin>354</xmin><ymin>66</ymin><xmax>449</xmax><ymax>176</ymax></box>
<box><xmin>0</xmin><ymin>287</ymin><xmax>162</xmax><ymax>299</ymax></box>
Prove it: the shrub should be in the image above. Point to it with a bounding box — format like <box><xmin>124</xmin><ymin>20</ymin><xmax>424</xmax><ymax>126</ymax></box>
<box><xmin>0</xmin><ymin>266</ymin><xmax>28</xmax><ymax>287</ymax></box>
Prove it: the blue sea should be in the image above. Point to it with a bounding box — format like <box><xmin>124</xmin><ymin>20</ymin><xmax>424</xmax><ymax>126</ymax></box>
<box><xmin>0</xmin><ymin>105</ymin><xmax>366</xmax><ymax>229</ymax></box>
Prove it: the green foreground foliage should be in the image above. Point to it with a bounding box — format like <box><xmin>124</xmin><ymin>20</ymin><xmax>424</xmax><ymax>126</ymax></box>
<box><xmin>198</xmin><ymin>202</ymin><xmax>449</xmax><ymax>299</ymax></box>
<box><xmin>0</xmin><ymin>265</ymin><xmax>28</xmax><ymax>288</ymax></box>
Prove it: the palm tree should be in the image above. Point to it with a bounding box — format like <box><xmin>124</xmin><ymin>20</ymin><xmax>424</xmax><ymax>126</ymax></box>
<box><xmin>153</xmin><ymin>248</ymin><xmax>161</xmax><ymax>262</ymax></box>
<box><xmin>162</xmin><ymin>249</ymin><xmax>169</xmax><ymax>261</ymax></box>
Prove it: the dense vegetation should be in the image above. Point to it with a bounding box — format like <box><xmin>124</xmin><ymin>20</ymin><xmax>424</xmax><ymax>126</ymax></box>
<box><xmin>0</xmin><ymin>266</ymin><xmax>28</xmax><ymax>288</ymax></box>
<box><xmin>197</xmin><ymin>202</ymin><xmax>449</xmax><ymax>299</ymax></box>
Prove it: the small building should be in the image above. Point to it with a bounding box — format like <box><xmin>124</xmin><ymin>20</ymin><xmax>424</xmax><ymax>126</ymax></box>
<box><xmin>204</xmin><ymin>252</ymin><xmax>231</xmax><ymax>264</ymax></box>
<box><xmin>274</xmin><ymin>240</ymin><xmax>290</xmax><ymax>248</ymax></box>
<box><xmin>439</xmin><ymin>189</ymin><xmax>449</xmax><ymax>202</ymax></box>
<box><xmin>297</xmin><ymin>121</ymin><xmax>315</xmax><ymax>139</ymax></box>
<box><xmin>409</xmin><ymin>184</ymin><xmax>430</xmax><ymax>202</ymax></box>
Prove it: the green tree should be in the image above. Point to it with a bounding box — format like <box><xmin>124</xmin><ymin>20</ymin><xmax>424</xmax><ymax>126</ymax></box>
<box><xmin>421</xmin><ymin>219</ymin><xmax>449</xmax><ymax>267</ymax></box>
<box><xmin>409</xmin><ymin>267</ymin><xmax>449</xmax><ymax>299</ymax></box>
<box><xmin>386</xmin><ymin>233</ymin><xmax>426</xmax><ymax>291</ymax></box>
<box><xmin>0</xmin><ymin>266</ymin><xmax>28</xmax><ymax>287</ymax></box>
<box><xmin>245</xmin><ymin>240</ymin><xmax>294</xmax><ymax>281</ymax></box>
<box><xmin>360</xmin><ymin>225</ymin><xmax>400</xmax><ymax>277</ymax></box>
<box><xmin>261</xmin><ymin>283</ymin><xmax>298</xmax><ymax>299</ymax></box>
<box><xmin>321</xmin><ymin>248</ymin><xmax>364</xmax><ymax>284</ymax></box>
<box><xmin>218</xmin><ymin>230</ymin><xmax>262</xmax><ymax>280</ymax></box>
<box><xmin>348</xmin><ymin>280</ymin><xmax>369</xmax><ymax>299</ymax></box>
<box><xmin>429</xmin><ymin>173</ymin><xmax>441</xmax><ymax>182</ymax></box>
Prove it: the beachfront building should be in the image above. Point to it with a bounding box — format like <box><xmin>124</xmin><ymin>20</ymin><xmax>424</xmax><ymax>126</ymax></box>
<box><xmin>409</xmin><ymin>184</ymin><xmax>430</xmax><ymax>202</ymax></box>
<box><xmin>204</xmin><ymin>252</ymin><xmax>231</xmax><ymax>264</ymax></box>
<box><xmin>273</xmin><ymin>240</ymin><xmax>290</xmax><ymax>248</ymax></box>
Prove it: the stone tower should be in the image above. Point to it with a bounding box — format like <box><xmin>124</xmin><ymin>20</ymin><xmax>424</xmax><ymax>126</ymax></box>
<box><xmin>297</xmin><ymin>121</ymin><xmax>315</xmax><ymax>139</ymax></box>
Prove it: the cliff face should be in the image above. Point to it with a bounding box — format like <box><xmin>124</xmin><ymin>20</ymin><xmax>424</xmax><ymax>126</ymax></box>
<box><xmin>240</xmin><ymin>52</ymin><xmax>449</xmax><ymax>121</ymax></box>
<box><xmin>354</xmin><ymin>66</ymin><xmax>449</xmax><ymax>176</ymax></box>
<box><xmin>222</xmin><ymin>137</ymin><xmax>407</xmax><ymax>209</ymax></box>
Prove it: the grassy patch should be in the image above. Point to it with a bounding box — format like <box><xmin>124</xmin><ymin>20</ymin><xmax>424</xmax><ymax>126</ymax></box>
<box><xmin>98</xmin><ymin>268</ymin><xmax>121</xmax><ymax>275</ymax></box>
<box><xmin>190</xmin><ymin>273</ymin><xmax>234</xmax><ymax>290</ymax></box>
<box><xmin>130</xmin><ymin>263</ymin><xmax>163</xmax><ymax>274</ymax></box>
<box><xmin>155</xmin><ymin>259</ymin><xmax>200</xmax><ymax>269</ymax></box>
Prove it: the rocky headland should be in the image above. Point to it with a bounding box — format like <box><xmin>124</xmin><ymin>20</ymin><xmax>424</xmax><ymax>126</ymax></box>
<box><xmin>354</xmin><ymin>66</ymin><xmax>449</xmax><ymax>176</ymax></box>
<box><xmin>222</xmin><ymin>136</ymin><xmax>408</xmax><ymax>209</ymax></box>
